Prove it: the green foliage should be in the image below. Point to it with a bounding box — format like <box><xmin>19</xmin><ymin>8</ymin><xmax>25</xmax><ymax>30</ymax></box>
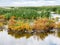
<box><xmin>1</xmin><ymin>6</ymin><xmax>60</xmax><ymax>19</ymax></box>
<box><xmin>4</xmin><ymin>8</ymin><xmax>40</xmax><ymax>19</ymax></box>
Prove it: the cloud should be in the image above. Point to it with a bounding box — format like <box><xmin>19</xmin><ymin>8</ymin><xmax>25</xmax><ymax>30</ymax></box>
<box><xmin>8</xmin><ymin>1</ymin><xmax>60</xmax><ymax>6</ymax></box>
<box><xmin>0</xmin><ymin>0</ymin><xmax>60</xmax><ymax>6</ymax></box>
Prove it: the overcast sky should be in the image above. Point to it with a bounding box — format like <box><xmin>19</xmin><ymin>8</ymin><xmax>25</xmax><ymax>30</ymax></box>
<box><xmin>0</xmin><ymin>0</ymin><xmax>60</xmax><ymax>6</ymax></box>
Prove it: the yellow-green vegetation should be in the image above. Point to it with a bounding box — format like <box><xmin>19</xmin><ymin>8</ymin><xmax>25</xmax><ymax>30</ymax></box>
<box><xmin>33</xmin><ymin>18</ymin><xmax>56</xmax><ymax>30</ymax></box>
<box><xmin>8</xmin><ymin>18</ymin><xmax>32</xmax><ymax>31</ymax></box>
<box><xmin>55</xmin><ymin>22</ymin><xmax>60</xmax><ymax>29</ymax></box>
<box><xmin>0</xmin><ymin>22</ymin><xmax>4</xmax><ymax>27</ymax></box>
<box><xmin>8</xmin><ymin>17</ymin><xmax>56</xmax><ymax>32</ymax></box>
<box><xmin>0</xmin><ymin>6</ymin><xmax>60</xmax><ymax>33</ymax></box>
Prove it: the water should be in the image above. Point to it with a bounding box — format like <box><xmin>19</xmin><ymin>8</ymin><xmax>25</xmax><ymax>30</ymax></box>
<box><xmin>51</xmin><ymin>13</ymin><xmax>60</xmax><ymax>18</ymax></box>
<box><xmin>0</xmin><ymin>29</ymin><xmax>60</xmax><ymax>45</ymax></box>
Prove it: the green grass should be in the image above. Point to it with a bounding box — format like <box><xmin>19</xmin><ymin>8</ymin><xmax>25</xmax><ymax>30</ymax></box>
<box><xmin>1</xmin><ymin>6</ymin><xmax>60</xmax><ymax>19</ymax></box>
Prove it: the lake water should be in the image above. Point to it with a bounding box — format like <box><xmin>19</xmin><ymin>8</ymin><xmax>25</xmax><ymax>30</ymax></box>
<box><xmin>0</xmin><ymin>29</ymin><xmax>60</xmax><ymax>45</ymax></box>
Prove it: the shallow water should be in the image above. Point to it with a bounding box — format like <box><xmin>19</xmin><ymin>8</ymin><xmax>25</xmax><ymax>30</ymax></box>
<box><xmin>51</xmin><ymin>13</ymin><xmax>60</xmax><ymax>18</ymax></box>
<box><xmin>0</xmin><ymin>29</ymin><xmax>60</xmax><ymax>45</ymax></box>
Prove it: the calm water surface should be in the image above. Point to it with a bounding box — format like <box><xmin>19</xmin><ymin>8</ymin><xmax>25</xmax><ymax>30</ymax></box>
<box><xmin>0</xmin><ymin>29</ymin><xmax>60</xmax><ymax>45</ymax></box>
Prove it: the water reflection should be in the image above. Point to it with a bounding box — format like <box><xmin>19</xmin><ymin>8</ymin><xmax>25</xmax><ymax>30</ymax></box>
<box><xmin>0</xmin><ymin>30</ymin><xmax>60</xmax><ymax>45</ymax></box>
<box><xmin>56</xmin><ymin>29</ymin><xmax>60</xmax><ymax>38</ymax></box>
<box><xmin>8</xmin><ymin>30</ymin><xmax>54</xmax><ymax>39</ymax></box>
<box><xmin>8</xmin><ymin>30</ymin><xmax>33</xmax><ymax>39</ymax></box>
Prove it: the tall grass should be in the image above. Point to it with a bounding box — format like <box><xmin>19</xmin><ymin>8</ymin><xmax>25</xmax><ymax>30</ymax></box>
<box><xmin>1</xmin><ymin>6</ymin><xmax>60</xmax><ymax>19</ymax></box>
